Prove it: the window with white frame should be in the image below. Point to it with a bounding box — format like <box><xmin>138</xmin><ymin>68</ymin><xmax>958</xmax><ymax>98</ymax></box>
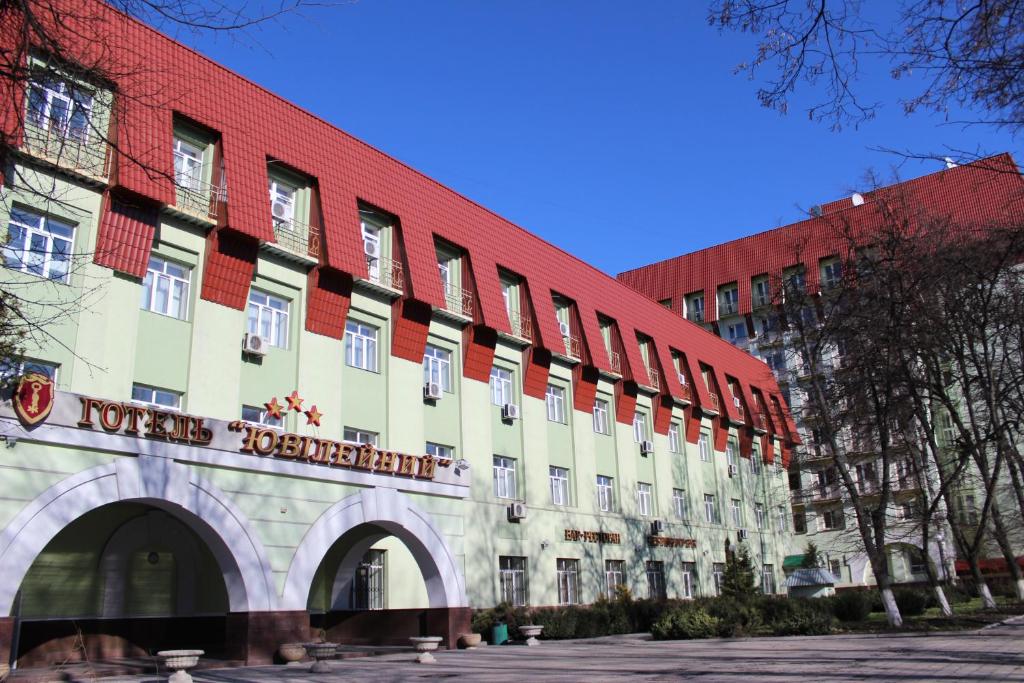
<box><xmin>343</xmin><ymin>427</ymin><xmax>378</xmax><ymax>446</ymax></box>
<box><xmin>131</xmin><ymin>383</ymin><xmax>181</xmax><ymax>409</ymax></box>
<box><xmin>820</xmin><ymin>507</ymin><xmax>844</xmax><ymax>530</ymax></box>
<box><xmin>704</xmin><ymin>494</ymin><xmax>718</xmax><ymax>524</ymax></box>
<box><xmin>632</xmin><ymin>411</ymin><xmax>648</xmax><ymax>443</ymax></box>
<box><xmin>688</xmin><ymin>293</ymin><xmax>705</xmax><ymax>322</ymax></box>
<box><xmin>668</xmin><ymin>422</ymin><xmax>682</xmax><ymax>453</ymax></box>
<box><xmin>490</xmin><ymin>366</ymin><xmax>513</xmax><ymax>406</ymax></box>
<box><xmin>725</xmin><ymin>322</ymin><xmax>747</xmax><ymax>344</ymax></box>
<box><xmin>499</xmin><ymin>556</ymin><xmax>528</xmax><ymax>606</ymax></box>
<box><xmin>726</xmin><ymin>439</ymin><xmax>739</xmax><ymax>468</ymax></box>
<box><xmin>173</xmin><ymin>136</ymin><xmax>204</xmax><ymax>190</ymax></box>
<box><xmin>593</xmin><ymin>398</ymin><xmax>610</xmax><ymax>434</ymax></box>
<box><xmin>730</xmin><ymin>499</ymin><xmax>742</xmax><ymax>527</ymax></box>
<box><xmin>821</xmin><ymin>259</ymin><xmax>843</xmax><ymax>289</ymax></box>
<box><xmin>672</xmin><ymin>488</ymin><xmax>688</xmax><ymax>519</ymax></box>
<box><xmin>777</xmin><ymin>505</ymin><xmax>789</xmax><ymax>532</ymax></box>
<box><xmin>241</xmin><ymin>404</ymin><xmax>283</xmax><ymax>428</ymax></box>
<box><xmin>268</xmin><ymin>178</ymin><xmax>297</xmax><ymax>227</ymax></box>
<box><xmin>549</xmin><ymin>466</ymin><xmax>570</xmax><ymax>506</ymax></box>
<box><xmin>719</xmin><ymin>285</ymin><xmax>739</xmax><ymax>315</ymax></box>
<box><xmin>712</xmin><ymin>563</ymin><xmax>725</xmax><ymax>596</ymax></box>
<box><xmin>596</xmin><ymin>475</ymin><xmax>614</xmax><ymax>512</ymax></box>
<box><xmin>4</xmin><ymin>207</ymin><xmax>74</xmax><ymax>283</ymax></box>
<box><xmin>605</xmin><ymin>560</ymin><xmax>624</xmax><ymax>599</ymax></box>
<box><xmin>556</xmin><ymin>558</ymin><xmax>580</xmax><ymax>605</ymax></box>
<box><xmin>753</xmin><ymin>278</ymin><xmax>771</xmax><ymax>308</ymax></box>
<box><xmin>142</xmin><ymin>256</ymin><xmax>190</xmax><ymax>320</ymax></box>
<box><xmin>637</xmin><ymin>482</ymin><xmax>653</xmax><ymax>517</ymax></box>
<box><xmin>0</xmin><ymin>358</ymin><xmax>58</xmax><ymax>383</ymax></box>
<box><xmin>423</xmin><ymin>345</ymin><xmax>452</xmax><ymax>392</ymax></box>
<box><xmin>698</xmin><ymin>431</ymin><xmax>711</xmax><ymax>462</ymax></box>
<box><xmin>646</xmin><ymin>561</ymin><xmax>667</xmax><ymax>601</ymax></box>
<box><xmin>681</xmin><ymin>562</ymin><xmax>696</xmax><ymax>598</ymax></box>
<box><xmin>493</xmin><ymin>456</ymin><xmax>516</xmax><ymax>499</ymax></box>
<box><xmin>761</xmin><ymin>564</ymin><xmax>777</xmax><ymax>594</ymax></box>
<box><xmin>247</xmin><ymin>290</ymin><xmax>289</xmax><ymax>348</ymax></box>
<box><xmin>26</xmin><ymin>76</ymin><xmax>93</xmax><ymax>142</ymax></box>
<box><xmin>830</xmin><ymin>559</ymin><xmax>843</xmax><ymax>580</ymax></box>
<box><xmin>755</xmin><ymin>503</ymin><xmax>766</xmax><ymax>530</ymax></box>
<box><xmin>344</xmin><ymin>320</ymin><xmax>378</xmax><ymax>371</ymax></box>
<box><xmin>426</xmin><ymin>442</ymin><xmax>453</xmax><ymax>460</ymax></box>
<box><xmin>751</xmin><ymin>450</ymin><xmax>763</xmax><ymax>475</ymax></box>
<box><xmin>545</xmin><ymin>384</ymin><xmax>566</xmax><ymax>423</ymax></box>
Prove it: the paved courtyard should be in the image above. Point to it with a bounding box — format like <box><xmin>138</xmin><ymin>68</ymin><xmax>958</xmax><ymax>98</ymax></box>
<box><xmin>100</xmin><ymin>620</ymin><xmax>1024</xmax><ymax>683</ymax></box>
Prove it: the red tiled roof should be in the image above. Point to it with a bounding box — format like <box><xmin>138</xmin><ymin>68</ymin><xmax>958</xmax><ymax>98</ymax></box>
<box><xmin>617</xmin><ymin>155</ymin><xmax>1024</xmax><ymax>322</ymax></box>
<box><xmin>12</xmin><ymin>0</ymin><xmax>798</xmax><ymax>455</ymax></box>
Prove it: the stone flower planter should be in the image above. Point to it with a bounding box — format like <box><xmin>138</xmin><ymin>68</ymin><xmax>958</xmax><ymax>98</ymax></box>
<box><xmin>304</xmin><ymin>641</ymin><xmax>337</xmax><ymax>673</ymax></box>
<box><xmin>278</xmin><ymin>642</ymin><xmax>307</xmax><ymax>664</ymax></box>
<box><xmin>519</xmin><ymin>624</ymin><xmax>544</xmax><ymax>647</ymax></box>
<box><xmin>157</xmin><ymin>649</ymin><xmax>204</xmax><ymax>683</ymax></box>
<box><xmin>410</xmin><ymin>636</ymin><xmax>443</xmax><ymax>663</ymax></box>
<box><xmin>459</xmin><ymin>633</ymin><xmax>482</xmax><ymax>649</ymax></box>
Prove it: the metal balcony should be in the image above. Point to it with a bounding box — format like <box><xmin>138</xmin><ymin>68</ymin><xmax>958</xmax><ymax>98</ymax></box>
<box><xmin>563</xmin><ymin>335</ymin><xmax>581</xmax><ymax>360</ymax></box>
<box><xmin>444</xmin><ymin>283</ymin><xmax>473</xmax><ymax>318</ymax></box>
<box><xmin>174</xmin><ymin>177</ymin><xmax>224</xmax><ymax>221</ymax></box>
<box><xmin>22</xmin><ymin>123</ymin><xmax>109</xmax><ymax>180</ymax></box>
<box><xmin>366</xmin><ymin>255</ymin><xmax>404</xmax><ymax>291</ymax></box>
<box><xmin>608</xmin><ymin>350</ymin><xmax>622</xmax><ymax>374</ymax></box>
<box><xmin>507</xmin><ymin>310</ymin><xmax>532</xmax><ymax>341</ymax></box>
<box><xmin>647</xmin><ymin>369</ymin><xmax>660</xmax><ymax>391</ymax></box>
<box><xmin>271</xmin><ymin>216</ymin><xmax>320</xmax><ymax>260</ymax></box>
<box><xmin>705</xmin><ymin>392</ymin><xmax>720</xmax><ymax>413</ymax></box>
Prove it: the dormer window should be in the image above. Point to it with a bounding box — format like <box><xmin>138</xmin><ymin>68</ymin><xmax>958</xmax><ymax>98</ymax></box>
<box><xmin>359</xmin><ymin>207</ymin><xmax>402</xmax><ymax>291</ymax></box>
<box><xmin>27</xmin><ymin>76</ymin><xmax>93</xmax><ymax>144</ymax></box>
<box><xmin>172</xmin><ymin>122</ymin><xmax>219</xmax><ymax>220</ymax></box>
<box><xmin>686</xmin><ymin>292</ymin><xmax>705</xmax><ymax>323</ymax></box>
<box><xmin>718</xmin><ymin>284</ymin><xmax>739</xmax><ymax>316</ymax></box>
<box><xmin>174</xmin><ymin>137</ymin><xmax>203</xmax><ymax>191</ymax></box>
<box><xmin>267</xmin><ymin>163</ymin><xmax>315</xmax><ymax>258</ymax></box>
<box><xmin>436</xmin><ymin>241</ymin><xmax>472</xmax><ymax>317</ymax></box>
<box><xmin>269</xmin><ymin>178</ymin><xmax>297</xmax><ymax>227</ymax></box>
<box><xmin>752</xmin><ymin>276</ymin><xmax>771</xmax><ymax>308</ymax></box>
<box><xmin>500</xmin><ymin>271</ymin><xmax>530</xmax><ymax>340</ymax></box>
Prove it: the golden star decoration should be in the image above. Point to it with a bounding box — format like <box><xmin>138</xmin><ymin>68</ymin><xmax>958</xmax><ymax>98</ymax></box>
<box><xmin>304</xmin><ymin>405</ymin><xmax>323</xmax><ymax>427</ymax></box>
<box><xmin>285</xmin><ymin>390</ymin><xmax>304</xmax><ymax>413</ymax></box>
<box><xmin>264</xmin><ymin>397</ymin><xmax>284</xmax><ymax>420</ymax></box>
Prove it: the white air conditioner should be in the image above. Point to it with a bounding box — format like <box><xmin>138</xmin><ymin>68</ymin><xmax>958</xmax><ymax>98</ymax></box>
<box><xmin>364</xmin><ymin>239</ymin><xmax>380</xmax><ymax>258</ymax></box>
<box><xmin>558</xmin><ymin>321</ymin><xmax>571</xmax><ymax>337</ymax></box>
<box><xmin>271</xmin><ymin>200</ymin><xmax>290</xmax><ymax>220</ymax></box>
<box><xmin>677</xmin><ymin>372</ymin><xmax>687</xmax><ymax>386</ymax></box>
<box><xmin>508</xmin><ymin>502</ymin><xmax>527</xmax><ymax>521</ymax></box>
<box><xmin>733</xmin><ymin>396</ymin><xmax>742</xmax><ymax>408</ymax></box>
<box><xmin>737</xmin><ymin>528</ymin><xmax>748</xmax><ymax>541</ymax></box>
<box><xmin>423</xmin><ymin>382</ymin><xmax>442</xmax><ymax>400</ymax></box>
<box><xmin>502</xmin><ymin>403</ymin><xmax>520</xmax><ymax>421</ymax></box>
<box><xmin>728</xmin><ymin>464</ymin><xmax>739</xmax><ymax>478</ymax></box>
<box><xmin>243</xmin><ymin>333</ymin><xmax>267</xmax><ymax>356</ymax></box>
<box><xmin>640</xmin><ymin>440</ymin><xmax>654</xmax><ymax>456</ymax></box>
<box><xmin>651</xmin><ymin>519</ymin><xmax>664</xmax><ymax>535</ymax></box>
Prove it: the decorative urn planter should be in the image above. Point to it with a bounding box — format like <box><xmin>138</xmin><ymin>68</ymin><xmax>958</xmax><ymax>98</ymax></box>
<box><xmin>519</xmin><ymin>624</ymin><xmax>544</xmax><ymax>647</ymax></box>
<box><xmin>304</xmin><ymin>641</ymin><xmax>337</xmax><ymax>673</ymax></box>
<box><xmin>278</xmin><ymin>642</ymin><xmax>307</xmax><ymax>664</ymax></box>
<box><xmin>410</xmin><ymin>636</ymin><xmax>443</xmax><ymax>663</ymax></box>
<box><xmin>459</xmin><ymin>633</ymin><xmax>482</xmax><ymax>649</ymax></box>
<box><xmin>157</xmin><ymin>649</ymin><xmax>204</xmax><ymax>683</ymax></box>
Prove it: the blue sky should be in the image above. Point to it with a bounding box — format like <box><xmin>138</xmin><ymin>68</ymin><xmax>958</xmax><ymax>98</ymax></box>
<box><xmin>177</xmin><ymin>1</ymin><xmax>1021</xmax><ymax>275</ymax></box>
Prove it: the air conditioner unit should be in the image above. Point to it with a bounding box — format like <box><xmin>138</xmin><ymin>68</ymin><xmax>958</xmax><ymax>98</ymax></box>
<box><xmin>650</xmin><ymin>519</ymin><xmax>664</xmax><ymax>535</ymax></box>
<box><xmin>733</xmin><ymin>396</ymin><xmax>742</xmax><ymax>408</ymax></box>
<box><xmin>737</xmin><ymin>528</ymin><xmax>748</xmax><ymax>541</ymax></box>
<box><xmin>728</xmin><ymin>464</ymin><xmax>739</xmax><ymax>478</ymax></box>
<box><xmin>423</xmin><ymin>382</ymin><xmax>442</xmax><ymax>400</ymax></box>
<box><xmin>243</xmin><ymin>333</ymin><xmax>267</xmax><ymax>356</ymax></box>
<box><xmin>364</xmin><ymin>239</ymin><xmax>380</xmax><ymax>258</ymax></box>
<box><xmin>502</xmin><ymin>403</ymin><xmax>520</xmax><ymax>421</ymax></box>
<box><xmin>640</xmin><ymin>440</ymin><xmax>654</xmax><ymax>456</ymax></box>
<box><xmin>677</xmin><ymin>373</ymin><xmax>687</xmax><ymax>386</ymax></box>
<box><xmin>508</xmin><ymin>502</ymin><xmax>527</xmax><ymax>521</ymax></box>
<box><xmin>271</xmin><ymin>200</ymin><xmax>290</xmax><ymax>220</ymax></box>
<box><xmin>558</xmin><ymin>321</ymin><xmax>571</xmax><ymax>337</ymax></box>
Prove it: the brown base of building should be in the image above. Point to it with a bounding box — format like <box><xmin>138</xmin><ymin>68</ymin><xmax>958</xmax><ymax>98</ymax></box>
<box><xmin>312</xmin><ymin>607</ymin><xmax>472</xmax><ymax>650</ymax></box>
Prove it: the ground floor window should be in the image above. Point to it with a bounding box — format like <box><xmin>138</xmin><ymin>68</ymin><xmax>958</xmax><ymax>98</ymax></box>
<box><xmin>353</xmin><ymin>549</ymin><xmax>386</xmax><ymax>610</ymax></box>
<box><xmin>681</xmin><ymin>562</ymin><xmax>696</xmax><ymax>598</ymax></box>
<box><xmin>712</xmin><ymin>562</ymin><xmax>725</xmax><ymax>596</ymax></box>
<box><xmin>557</xmin><ymin>558</ymin><xmax>580</xmax><ymax>605</ymax></box>
<box><xmin>605</xmin><ymin>559</ymin><xmax>625</xmax><ymax>599</ymax></box>
<box><xmin>498</xmin><ymin>556</ymin><xmax>528</xmax><ymax>606</ymax></box>
<box><xmin>646</xmin><ymin>561</ymin><xmax>666</xmax><ymax>601</ymax></box>
<box><xmin>761</xmin><ymin>564</ymin><xmax>776</xmax><ymax>594</ymax></box>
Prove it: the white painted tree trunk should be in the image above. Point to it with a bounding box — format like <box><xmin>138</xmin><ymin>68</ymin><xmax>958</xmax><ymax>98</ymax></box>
<box><xmin>979</xmin><ymin>582</ymin><xmax>997</xmax><ymax>609</ymax></box>
<box><xmin>933</xmin><ymin>585</ymin><xmax>952</xmax><ymax>616</ymax></box>
<box><xmin>880</xmin><ymin>587</ymin><xmax>903</xmax><ymax>627</ymax></box>
<box><xmin>1015</xmin><ymin>578</ymin><xmax>1024</xmax><ymax>602</ymax></box>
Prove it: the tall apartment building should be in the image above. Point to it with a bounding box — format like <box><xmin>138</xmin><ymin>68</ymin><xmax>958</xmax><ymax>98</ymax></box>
<box><xmin>618</xmin><ymin>155</ymin><xmax>1024</xmax><ymax>589</ymax></box>
<box><xmin>0</xmin><ymin>1</ymin><xmax>798</xmax><ymax>669</ymax></box>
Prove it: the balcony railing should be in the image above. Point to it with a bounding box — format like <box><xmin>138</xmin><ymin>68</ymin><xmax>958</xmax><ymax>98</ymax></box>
<box><xmin>719</xmin><ymin>301</ymin><xmax>738</xmax><ymax>316</ymax></box>
<box><xmin>444</xmin><ymin>283</ymin><xmax>473</xmax><ymax>318</ymax></box>
<box><xmin>563</xmin><ymin>335</ymin><xmax>581</xmax><ymax>360</ymax></box>
<box><xmin>367</xmin><ymin>255</ymin><xmax>404</xmax><ymax>291</ymax></box>
<box><xmin>647</xmin><ymin>368</ymin><xmax>660</xmax><ymax>390</ymax></box>
<box><xmin>608</xmin><ymin>350</ymin><xmax>622</xmax><ymax>374</ymax></box>
<box><xmin>705</xmin><ymin>392</ymin><xmax>720</xmax><ymax>413</ymax></box>
<box><xmin>734</xmin><ymin>402</ymin><xmax>746</xmax><ymax>423</ymax></box>
<box><xmin>812</xmin><ymin>484</ymin><xmax>842</xmax><ymax>502</ymax></box>
<box><xmin>678</xmin><ymin>383</ymin><xmax>692</xmax><ymax>402</ymax></box>
<box><xmin>507</xmin><ymin>310</ymin><xmax>532</xmax><ymax>340</ymax></box>
<box><xmin>175</xmin><ymin>177</ymin><xmax>224</xmax><ymax>221</ymax></box>
<box><xmin>22</xmin><ymin>123</ymin><xmax>109</xmax><ymax>179</ymax></box>
<box><xmin>749</xmin><ymin>410</ymin><xmax>766</xmax><ymax>431</ymax></box>
<box><xmin>272</xmin><ymin>217</ymin><xmax>319</xmax><ymax>259</ymax></box>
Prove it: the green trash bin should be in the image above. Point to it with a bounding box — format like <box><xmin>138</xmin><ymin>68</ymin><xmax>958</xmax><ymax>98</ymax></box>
<box><xmin>491</xmin><ymin>622</ymin><xmax>508</xmax><ymax>645</ymax></box>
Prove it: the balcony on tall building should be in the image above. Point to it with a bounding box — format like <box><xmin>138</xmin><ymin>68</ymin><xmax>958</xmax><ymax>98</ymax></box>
<box><xmin>705</xmin><ymin>392</ymin><xmax>720</xmax><ymax>414</ymax></box>
<box><xmin>507</xmin><ymin>310</ymin><xmax>532</xmax><ymax>341</ymax></box>
<box><xmin>443</xmin><ymin>283</ymin><xmax>474</xmax><ymax>319</ymax></box>
<box><xmin>563</xmin><ymin>334</ymin><xmax>581</xmax><ymax>361</ymax></box>
<box><xmin>365</xmin><ymin>255</ymin><xmax>404</xmax><ymax>292</ymax></box>
<box><xmin>22</xmin><ymin>123</ymin><xmax>109</xmax><ymax>181</ymax></box>
<box><xmin>646</xmin><ymin>368</ymin><xmax>660</xmax><ymax>391</ymax></box>
<box><xmin>607</xmin><ymin>350</ymin><xmax>622</xmax><ymax>375</ymax></box>
<box><xmin>173</xmin><ymin>171</ymin><xmax>224</xmax><ymax>223</ymax></box>
<box><xmin>270</xmin><ymin>216</ymin><xmax>320</xmax><ymax>262</ymax></box>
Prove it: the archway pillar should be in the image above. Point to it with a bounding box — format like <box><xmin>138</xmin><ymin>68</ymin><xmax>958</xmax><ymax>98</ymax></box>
<box><xmin>225</xmin><ymin>611</ymin><xmax>311</xmax><ymax>665</ymax></box>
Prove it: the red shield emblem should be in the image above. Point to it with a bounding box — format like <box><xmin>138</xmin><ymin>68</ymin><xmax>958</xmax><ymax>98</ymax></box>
<box><xmin>13</xmin><ymin>372</ymin><xmax>54</xmax><ymax>427</ymax></box>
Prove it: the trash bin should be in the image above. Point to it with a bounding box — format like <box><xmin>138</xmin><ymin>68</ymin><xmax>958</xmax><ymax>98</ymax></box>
<box><xmin>491</xmin><ymin>622</ymin><xmax>508</xmax><ymax>645</ymax></box>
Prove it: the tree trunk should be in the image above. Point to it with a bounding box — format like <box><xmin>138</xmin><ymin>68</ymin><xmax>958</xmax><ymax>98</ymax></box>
<box><xmin>988</xmin><ymin>504</ymin><xmax>1024</xmax><ymax>601</ymax></box>
<box><xmin>879</xmin><ymin>586</ymin><xmax>904</xmax><ymax>627</ymax></box>
<box><xmin>932</xmin><ymin>584</ymin><xmax>952</xmax><ymax>616</ymax></box>
<box><xmin>969</xmin><ymin>562</ymin><xmax>998</xmax><ymax>609</ymax></box>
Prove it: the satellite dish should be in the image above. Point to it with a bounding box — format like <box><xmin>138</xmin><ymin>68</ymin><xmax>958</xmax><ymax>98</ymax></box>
<box><xmin>851</xmin><ymin>193</ymin><xmax>865</xmax><ymax>206</ymax></box>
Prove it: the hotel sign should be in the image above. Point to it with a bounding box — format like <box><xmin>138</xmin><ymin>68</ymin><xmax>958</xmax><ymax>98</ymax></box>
<box><xmin>647</xmin><ymin>536</ymin><xmax>698</xmax><ymax>548</ymax></box>
<box><xmin>564</xmin><ymin>529</ymin><xmax>621</xmax><ymax>544</ymax></box>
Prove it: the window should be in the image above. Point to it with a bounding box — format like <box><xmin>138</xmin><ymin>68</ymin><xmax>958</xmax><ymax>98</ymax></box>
<box><xmin>596</xmin><ymin>475</ymin><xmax>614</xmax><ymax>512</ymax></box>
<box><xmin>725</xmin><ymin>322</ymin><xmax>747</xmax><ymax>344</ymax></box>
<box><xmin>777</xmin><ymin>505</ymin><xmax>789</xmax><ymax>532</ymax></box>
<box><xmin>761</xmin><ymin>564</ymin><xmax>776</xmax><ymax>594</ymax></box>
<box><xmin>360</xmin><ymin>210</ymin><xmax>386</xmax><ymax>283</ymax></box>
<box><xmin>499</xmin><ymin>556</ymin><xmax>528</xmax><ymax>606</ymax></box>
<box><xmin>353</xmin><ymin>549</ymin><xmax>386</xmax><ymax>610</ymax></box>
<box><xmin>820</xmin><ymin>508</ymin><xmax>844</xmax><ymax>530</ymax></box>
<box><xmin>829</xmin><ymin>559</ymin><xmax>843</xmax><ymax>580</ymax></box>
<box><xmin>755</xmin><ymin>503</ymin><xmax>766</xmax><ymax>530</ymax></box>
<box><xmin>592</xmin><ymin>398</ymin><xmax>610</xmax><ymax>434</ymax></box>
<box><xmin>241</xmin><ymin>404</ymin><xmax>283</xmax><ymax>428</ymax></box>
<box><xmin>131</xmin><ymin>384</ymin><xmax>180</xmax><ymax>409</ymax></box>
<box><xmin>556</xmin><ymin>558</ymin><xmax>580</xmax><ymax>605</ymax></box>
<box><xmin>704</xmin><ymin>494</ymin><xmax>719</xmax><ymax>524</ymax></box>
<box><xmin>726</xmin><ymin>439</ymin><xmax>738</xmax><ymax>468</ymax></box>
<box><xmin>173</xmin><ymin>136</ymin><xmax>204</xmax><ymax>191</ymax></box>
<box><xmin>605</xmin><ymin>560</ymin><xmax>625</xmax><ymax>599</ymax></box>
<box><xmin>793</xmin><ymin>508</ymin><xmax>807</xmax><ymax>534</ymax></box>
<box><xmin>549</xmin><ymin>466</ymin><xmax>570</xmax><ymax>506</ymax></box>
<box><xmin>342</xmin><ymin>320</ymin><xmax>379</xmax><ymax>371</ymax></box>
<box><xmin>343</xmin><ymin>427</ymin><xmax>378</xmax><ymax>446</ymax></box>
<box><xmin>753</xmin><ymin>278</ymin><xmax>771</xmax><ymax>308</ymax></box>
<box><xmin>247</xmin><ymin>290</ymin><xmax>289</xmax><ymax>349</ymax></box>
<box><xmin>493</xmin><ymin>456</ymin><xmax>516</xmax><ymax>499</ymax></box>
<box><xmin>142</xmin><ymin>256</ymin><xmax>190</xmax><ymax>320</ymax></box>
<box><xmin>0</xmin><ymin>358</ymin><xmax>58</xmax><ymax>383</ymax></box>
<box><xmin>672</xmin><ymin>488</ymin><xmax>688</xmax><ymax>519</ymax></box>
<box><xmin>712</xmin><ymin>563</ymin><xmax>725</xmax><ymax>596</ymax></box>
<box><xmin>681</xmin><ymin>562</ymin><xmax>696</xmax><ymax>599</ymax></box>
<box><xmin>545</xmin><ymin>384</ymin><xmax>566</xmax><ymax>423</ymax></box>
<box><xmin>730</xmin><ymin>499</ymin><xmax>742</xmax><ymax>527</ymax></box>
<box><xmin>632</xmin><ymin>412</ymin><xmax>648</xmax><ymax>443</ymax></box>
<box><xmin>668</xmin><ymin>423</ymin><xmax>682</xmax><ymax>453</ymax></box>
<box><xmin>4</xmin><ymin>207</ymin><xmax>74</xmax><ymax>282</ymax></box>
<box><xmin>426</xmin><ymin>442</ymin><xmax>453</xmax><ymax>460</ymax></box>
<box><xmin>821</xmin><ymin>259</ymin><xmax>843</xmax><ymax>289</ymax></box>
<box><xmin>751</xmin><ymin>451</ymin><xmax>762</xmax><ymax>475</ymax></box>
<box><xmin>646</xmin><ymin>561</ymin><xmax>667</xmax><ymax>601</ymax></box>
<box><xmin>423</xmin><ymin>345</ymin><xmax>452</xmax><ymax>392</ymax></box>
<box><xmin>268</xmin><ymin>178</ymin><xmax>297</xmax><ymax>227</ymax></box>
<box><xmin>27</xmin><ymin>76</ymin><xmax>92</xmax><ymax>142</ymax></box>
<box><xmin>658</xmin><ymin>298</ymin><xmax>672</xmax><ymax>309</ymax></box>
<box><xmin>688</xmin><ymin>294</ymin><xmax>705</xmax><ymax>322</ymax></box>
<box><xmin>906</xmin><ymin>548</ymin><xmax>927</xmax><ymax>575</ymax></box>
<box><xmin>719</xmin><ymin>285</ymin><xmax>739</xmax><ymax>315</ymax></box>
<box><xmin>490</xmin><ymin>367</ymin><xmax>513</xmax><ymax>406</ymax></box>
<box><xmin>637</xmin><ymin>482</ymin><xmax>653</xmax><ymax>517</ymax></box>
<box><xmin>699</xmin><ymin>431</ymin><xmax>711</xmax><ymax>462</ymax></box>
